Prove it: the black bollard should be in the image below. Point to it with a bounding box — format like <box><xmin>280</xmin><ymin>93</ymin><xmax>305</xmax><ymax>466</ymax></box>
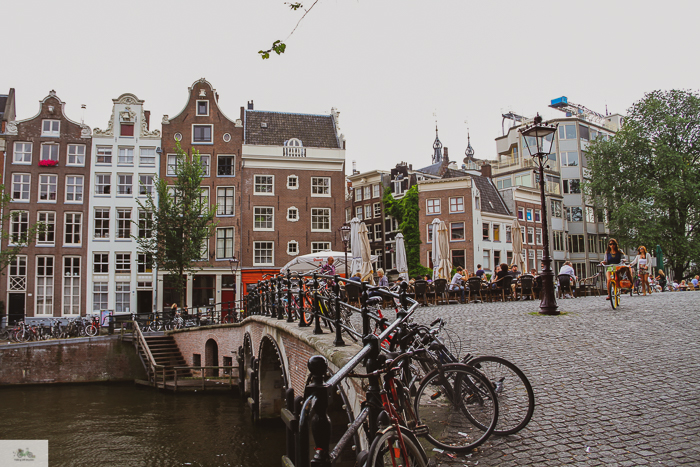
<box><xmin>307</xmin><ymin>356</ymin><xmax>331</xmax><ymax>467</ymax></box>
<box><xmin>361</xmin><ymin>281</ymin><xmax>370</xmax><ymax>338</ymax></box>
<box><xmin>333</xmin><ymin>275</ymin><xmax>345</xmax><ymax>347</ymax></box>
<box><xmin>313</xmin><ymin>273</ymin><xmax>323</xmax><ymax>335</ymax></box>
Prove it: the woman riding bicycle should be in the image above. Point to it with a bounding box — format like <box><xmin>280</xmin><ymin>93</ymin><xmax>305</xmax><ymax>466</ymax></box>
<box><xmin>601</xmin><ymin>238</ymin><xmax>625</xmax><ymax>300</ymax></box>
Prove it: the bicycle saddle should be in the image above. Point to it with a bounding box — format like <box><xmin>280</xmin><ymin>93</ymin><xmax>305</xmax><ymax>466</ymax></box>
<box><xmin>367</xmin><ymin>297</ymin><xmax>383</xmax><ymax>307</ymax></box>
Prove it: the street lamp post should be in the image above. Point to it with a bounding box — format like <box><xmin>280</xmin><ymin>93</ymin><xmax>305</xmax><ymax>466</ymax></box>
<box><xmin>339</xmin><ymin>223</ymin><xmax>352</xmax><ymax>279</ymax></box>
<box><xmin>520</xmin><ymin>114</ymin><xmax>559</xmax><ymax>315</ymax></box>
<box><xmin>228</xmin><ymin>256</ymin><xmax>240</xmax><ymax>316</ymax></box>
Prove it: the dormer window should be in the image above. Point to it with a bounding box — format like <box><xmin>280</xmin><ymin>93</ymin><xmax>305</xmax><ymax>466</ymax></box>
<box><xmin>197</xmin><ymin>100</ymin><xmax>209</xmax><ymax>116</ymax></box>
<box><xmin>283</xmin><ymin>138</ymin><xmax>305</xmax><ymax>157</ymax></box>
<box><xmin>42</xmin><ymin>120</ymin><xmax>60</xmax><ymax>136</ymax></box>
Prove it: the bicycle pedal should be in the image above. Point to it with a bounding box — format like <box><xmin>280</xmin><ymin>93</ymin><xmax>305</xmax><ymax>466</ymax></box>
<box><xmin>430</xmin><ymin>391</ymin><xmax>442</xmax><ymax>400</ymax></box>
<box><xmin>413</xmin><ymin>425</ymin><xmax>430</xmax><ymax>436</ymax></box>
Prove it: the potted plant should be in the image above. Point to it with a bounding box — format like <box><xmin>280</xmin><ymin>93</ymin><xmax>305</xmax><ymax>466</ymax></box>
<box><xmin>39</xmin><ymin>159</ymin><xmax>59</xmax><ymax>167</ymax></box>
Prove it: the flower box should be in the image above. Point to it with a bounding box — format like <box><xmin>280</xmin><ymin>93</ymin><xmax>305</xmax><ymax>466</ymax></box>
<box><xmin>39</xmin><ymin>160</ymin><xmax>59</xmax><ymax>167</ymax></box>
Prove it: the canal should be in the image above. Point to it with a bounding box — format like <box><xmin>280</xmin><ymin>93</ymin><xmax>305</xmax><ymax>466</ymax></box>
<box><xmin>0</xmin><ymin>383</ymin><xmax>286</xmax><ymax>467</ymax></box>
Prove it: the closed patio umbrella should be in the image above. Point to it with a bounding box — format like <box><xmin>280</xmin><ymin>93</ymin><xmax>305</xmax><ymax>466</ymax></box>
<box><xmin>350</xmin><ymin>217</ymin><xmax>362</xmax><ymax>276</ymax></box>
<box><xmin>431</xmin><ymin>218</ymin><xmax>441</xmax><ymax>280</ymax></box>
<box><xmin>512</xmin><ymin>218</ymin><xmax>526</xmax><ymax>272</ymax></box>
<box><xmin>395</xmin><ymin>233</ymin><xmax>409</xmax><ymax>282</ymax></box>
<box><xmin>359</xmin><ymin>222</ymin><xmax>375</xmax><ymax>285</ymax></box>
<box><xmin>436</xmin><ymin>221</ymin><xmax>452</xmax><ymax>281</ymax></box>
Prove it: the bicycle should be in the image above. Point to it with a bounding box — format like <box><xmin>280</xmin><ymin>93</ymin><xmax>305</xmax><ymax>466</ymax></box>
<box><xmin>85</xmin><ymin>316</ymin><xmax>100</xmax><ymax>337</ymax></box>
<box><xmin>607</xmin><ymin>264</ymin><xmax>634</xmax><ymax>310</ymax></box>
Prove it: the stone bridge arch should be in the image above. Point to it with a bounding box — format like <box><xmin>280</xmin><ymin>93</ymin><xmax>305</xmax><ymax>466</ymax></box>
<box><xmin>240</xmin><ymin>332</ymin><xmax>254</xmax><ymax>397</ymax></box>
<box><xmin>257</xmin><ymin>334</ymin><xmax>289</xmax><ymax>419</ymax></box>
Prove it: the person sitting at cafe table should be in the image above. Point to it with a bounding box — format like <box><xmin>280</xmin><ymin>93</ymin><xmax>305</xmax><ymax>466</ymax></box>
<box><xmin>509</xmin><ymin>265</ymin><xmax>522</xmax><ymax>297</ymax></box>
<box><xmin>491</xmin><ymin>263</ymin><xmax>510</xmax><ymax>288</ymax></box>
<box><xmin>475</xmin><ymin>264</ymin><xmax>486</xmax><ymax>280</ymax></box>
<box><xmin>449</xmin><ymin>266</ymin><xmax>468</xmax><ymax>303</ymax></box>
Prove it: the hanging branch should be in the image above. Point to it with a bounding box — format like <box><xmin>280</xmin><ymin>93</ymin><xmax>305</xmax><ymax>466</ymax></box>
<box><xmin>258</xmin><ymin>0</ymin><xmax>321</xmax><ymax>59</ymax></box>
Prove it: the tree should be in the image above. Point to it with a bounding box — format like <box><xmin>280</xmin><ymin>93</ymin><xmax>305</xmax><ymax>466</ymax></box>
<box><xmin>585</xmin><ymin>89</ymin><xmax>700</xmax><ymax>280</ymax></box>
<box><xmin>0</xmin><ymin>187</ymin><xmax>45</xmax><ymax>276</ymax></box>
<box><xmin>258</xmin><ymin>1</ymin><xmax>321</xmax><ymax>59</ymax></box>
<box><xmin>383</xmin><ymin>185</ymin><xmax>432</xmax><ymax>277</ymax></box>
<box><xmin>135</xmin><ymin>142</ymin><xmax>218</xmax><ymax>305</ymax></box>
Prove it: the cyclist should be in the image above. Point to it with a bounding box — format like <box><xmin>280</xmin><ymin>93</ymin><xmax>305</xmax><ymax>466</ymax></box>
<box><xmin>601</xmin><ymin>238</ymin><xmax>625</xmax><ymax>300</ymax></box>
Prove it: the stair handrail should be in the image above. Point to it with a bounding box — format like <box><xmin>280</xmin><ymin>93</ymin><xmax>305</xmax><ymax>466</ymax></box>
<box><xmin>133</xmin><ymin>320</ymin><xmax>158</xmax><ymax>377</ymax></box>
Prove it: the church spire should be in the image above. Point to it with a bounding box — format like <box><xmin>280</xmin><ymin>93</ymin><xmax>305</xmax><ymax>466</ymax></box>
<box><xmin>465</xmin><ymin>132</ymin><xmax>475</xmax><ymax>159</ymax></box>
<box><xmin>432</xmin><ymin>125</ymin><xmax>443</xmax><ymax>164</ymax></box>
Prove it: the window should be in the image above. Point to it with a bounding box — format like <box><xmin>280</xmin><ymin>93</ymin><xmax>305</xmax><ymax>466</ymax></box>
<box><xmin>140</xmin><ymin>147</ymin><xmax>156</xmax><ymax>166</ymax></box>
<box><xmin>283</xmin><ymin>138</ymin><xmax>305</xmax><ymax>157</ymax></box>
<box><xmin>115</xmin><ymin>282</ymin><xmax>130</xmax><ymax>313</ymax></box>
<box><xmin>493</xmin><ymin>224</ymin><xmax>500</xmax><ymax>242</ymax></box>
<box><xmin>10</xmin><ymin>211</ymin><xmax>29</xmax><ymax>244</ymax></box>
<box><xmin>427</xmin><ymin>199</ymin><xmax>441</xmax><ymax>215</ymax></box>
<box><xmin>120</xmin><ymin>123</ymin><xmax>134</xmax><ymax>137</ymax></box>
<box><xmin>35</xmin><ymin>256</ymin><xmax>54</xmax><ymax>315</ymax></box>
<box><xmin>535</xmin><ymin>210</ymin><xmax>541</xmax><ymax>222</ymax></box>
<box><xmin>599</xmin><ymin>236</ymin><xmax>607</xmax><ymax>253</ymax></box>
<box><xmin>374</xmin><ymin>202</ymin><xmax>381</xmax><ymax>217</ymax></box>
<box><xmin>563</xmin><ymin>179</ymin><xmax>581</xmax><ymax>194</ymax></box>
<box><xmin>9</xmin><ymin>256</ymin><xmax>27</xmax><ymax>291</ymax></box>
<box><xmin>93</xmin><ymin>283</ymin><xmax>109</xmax><ymax>313</ymax></box>
<box><xmin>311</xmin><ymin>208</ymin><xmax>331</xmax><ymax>231</ymax></box>
<box><xmin>137</xmin><ymin>254</ymin><xmax>153</xmax><ymax>273</ymax></box>
<box><xmin>254</xmin><ymin>175</ymin><xmax>274</xmax><ymax>194</ymax></box>
<box><xmin>37</xmin><ymin>212</ymin><xmax>55</xmax><ymax>245</ymax></box>
<box><xmin>567</xmin><ymin>234</ymin><xmax>585</xmax><ymax>253</ymax></box>
<box><xmin>118</xmin><ymin>174</ymin><xmax>133</xmax><ymax>195</ymax></box>
<box><xmin>450</xmin><ymin>222</ymin><xmax>465</xmax><ymax>241</ymax></box>
<box><xmin>115</xmin><ymin>253</ymin><xmax>131</xmax><ymax>272</ymax></box>
<box><xmin>588</xmin><ymin>234</ymin><xmax>597</xmax><ymax>253</ymax></box>
<box><xmin>551</xmin><ymin>200</ymin><xmax>562</xmax><ymax>218</ymax></box>
<box><xmin>561</xmin><ymin>152</ymin><xmax>579</xmax><ymax>167</ymax></box>
<box><xmin>526</xmin><ymin>208</ymin><xmax>533</xmax><ymax>221</ymax></box>
<box><xmin>65</xmin><ymin>176</ymin><xmax>83</xmax><ymax>202</ymax></box>
<box><xmin>92</xmin><ymin>174</ymin><xmax>109</xmax><ymax>196</ymax></box>
<box><xmin>287</xmin><ymin>206</ymin><xmax>299</xmax><ymax>221</ymax></box>
<box><xmin>11</xmin><ymin>174</ymin><xmax>30</xmax><ymax>201</ymax></box>
<box><xmin>597</xmin><ymin>208</ymin><xmax>605</xmax><ymax>223</ymax></box>
<box><xmin>254</xmin><ymin>241</ymin><xmax>274</xmax><ymax>265</ymax></box>
<box><xmin>451</xmin><ymin>250</ymin><xmax>466</xmax><ymax>269</ymax></box>
<box><xmin>355</xmin><ymin>188</ymin><xmax>362</xmax><ymax>202</ymax></box>
<box><xmin>579</xmin><ymin>125</ymin><xmax>590</xmax><ymax>141</ymax></box>
<box><xmin>139</xmin><ymin>175</ymin><xmax>154</xmax><ymax>196</ymax></box>
<box><xmin>521</xmin><ymin>228</ymin><xmax>526</xmax><ymax>244</ymax></box>
<box><xmin>217</xmin><ymin>187</ymin><xmax>235</xmax><ymax>215</ymax></box>
<box><xmin>496</xmin><ymin>178</ymin><xmax>512</xmax><ymax>190</ymax></box>
<box><xmin>196</xmin><ymin>100</ymin><xmax>209</xmax><ymax>116</ymax></box>
<box><xmin>345</xmin><ymin>208</ymin><xmax>351</xmax><ymax>222</ymax></box>
<box><xmin>449</xmin><ymin>197</ymin><xmax>464</xmax><ymax>213</ymax></box>
<box><xmin>514</xmin><ymin>173</ymin><xmax>531</xmax><ymax>187</ymax></box>
<box><xmin>373</xmin><ymin>184</ymin><xmax>380</xmax><ymax>198</ymax></box>
<box><xmin>39</xmin><ymin>174</ymin><xmax>58</xmax><ymax>202</ymax></box>
<box><xmin>517</xmin><ymin>207</ymin><xmax>524</xmax><ymax>220</ymax></box>
<box><xmin>494</xmin><ymin>250</ymin><xmax>501</xmax><ymax>267</ymax></box>
<box><xmin>64</xmin><ymin>213</ymin><xmax>82</xmax><ymax>245</ymax></box>
<box><xmin>40</xmin><ymin>144</ymin><xmax>59</xmax><ymax>162</ymax></box>
<box><xmin>287</xmin><ymin>175</ymin><xmax>298</xmax><ymax>189</ymax></box>
<box><xmin>506</xmin><ymin>225</ymin><xmax>512</xmax><ymax>243</ymax></box>
<box><xmin>199</xmin><ymin>154</ymin><xmax>210</xmax><ymax>176</ymax></box>
<box><xmin>118</xmin><ymin>147</ymin><xmax>134</xmax><ymax>165</ymax></box>
<box><xmin>355</xmin><ymin>206</ymin><xmax>363</xmax><ymax>220</ymax></box>
<box><xmin>67</xmin><ymin>144</ymin><xmax>85</xmax><ymax>166</ymax></box>
<box><xmin>138</xmin><ymin>210</ymin><xmax>152</xmax><ymax>238</ymax></box>
<box><xmin>365</xmin><ymin>205</ymin><xmax>372</xmax><ymax>219</ymax></box>
<box><xmin>63</xmin><ymin>257</ymin><xmax>81</xmax><ymax>315</ymax></box>
<box><xmin>14</xmin><ymin>142</ymin><xmax>32</xmax><ymax>163</ymax></box>
<box><xmin>482</xmin><ymin>250</ymin><xmax>490</xmax><ymax>270</ymax></box>
<box><xmin>482</xmin><ymin>222</ymin><xmax>490</xmax><ymax>241</ymax></box>
<box><xmin>536</xmin><ymin>228</ymin><xmax>542</xmax><ymax>245</ymax></box>
<box><xmin>527</xmin><ymin>227</ymin><xmax>534</xmax><ymax>244</ymax></box>
<box><xmin>312</xmin><ymin>177</ymin><xmax>331</xmax><ymax>196</ymax></box>
<box><xmin>566</xmin><ymin>206</ymin><xmax>583</xmax><ymax>222</ymax></box>
<box><xmin>374</xmin><ymin>223</ymin><xmax>382</xmax><ymax>241</ymax></box>
<box><xmin>93</xmin><ymin>253</ymin><xmax>109</xmax><ymax>273</ymax></box>
<box><xmin>558</xmin><ymin>124</ymin><xmax>577</xmax><ymax>140</ymax></box>
<box><xmin>254</xmin><ymin>207</ymin><xmax>274</xmax><ymax>230</ymax></box>
<box><xmin>367</xmin><ymin>224</ymin><xmax>374</xmax><ymax>240</ymax></box>
<box><xmin>94</xmin><ymin>208</ymin><xmax>110</xmax><ymax>239</ymax></box>
<box><xmin>287</xmin><ymin>241</ymin><xmax>298</xmax><ymax>255</ymax></box>
<box><xmin>214</xmin><ymin>227</ymin><xmax>235</xmax><ymax>259</ymax></box>
<box><xmin>392</xmin><ymin>178</ymin><xmax>405</xmax><ymax>196</ymax></box>
<box><xmin>96</xmin><ymin>147</ymin><xmax>112</xmax><ymax>164</ymax></box>
<box><xmin>192</xmin><ymin>124</ymin><xmax>212</xmax><ymax>143</ymax></box>
<box><xmin>312</xmin><ymin>242</ymin><xmax>331</xmax><ymax>253</ymax></box>
<box><xmin>117</xmin><ymin>209</ymin><xmax>131</xmax><ymax>239</ymax></box>
<box><xmin>42</xmin><ymin>119</ymin><xmax>60</xmax><ymax>136</ymax></box>
<box><xmin>585</xmin><ymin>206</ymin><xmax>595</xmax><ymax>223</ymax></box>
<box><xmin>364</xmin><ymin>186</ymin><xmax>371</xmax><ymax>200</ymax></box>
<box><xmin>528</xmin><ymin>250</ymin><xmax>536</xmax><ymax>271</ymax></box>
<box><xmin>167</xmin><ymin>154</ymin><xmax>178</xmax><ymax>175</ymax></box>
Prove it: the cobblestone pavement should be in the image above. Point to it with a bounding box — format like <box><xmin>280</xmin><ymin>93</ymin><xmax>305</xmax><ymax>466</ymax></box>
<box><xmin>393</xmin><ymin>291</ymin><xmax>700</xmax><ymax>466</ymax></box>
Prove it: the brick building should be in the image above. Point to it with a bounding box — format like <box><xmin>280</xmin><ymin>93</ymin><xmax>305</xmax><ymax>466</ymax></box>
<box><xmin>240</xmin><ymin>105</ymin><xmax>346</xmax><ymax>292</ymax></box>
<box><xmin>2</xmin><ymin>90</ymin><xmax>92</xmax><ymax>323</ymax></box>
<box><xmin>0</xmin><ymin>89</ymin><xmax>16</xmax><ymax>183</ymax></box>
<box><xmin>159</xmin><ymin>79</ymin><xmax>244</xmax><ymax>310</ymax></box>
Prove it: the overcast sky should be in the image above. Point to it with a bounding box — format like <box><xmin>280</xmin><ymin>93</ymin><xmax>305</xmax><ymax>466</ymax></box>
<box><xmin>3</xmin><ymin>1</ymin><xmax>698</xmax><ymax>174</ymax></box>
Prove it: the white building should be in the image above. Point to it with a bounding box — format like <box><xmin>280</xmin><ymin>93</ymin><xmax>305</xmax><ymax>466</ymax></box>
<box><xmin>87</xmin><ymin>93</ymin><xmax>161</xmax><ymax>315</ymax></box>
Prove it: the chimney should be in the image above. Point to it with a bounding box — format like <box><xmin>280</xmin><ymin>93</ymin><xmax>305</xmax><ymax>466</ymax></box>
<box><xmin>144</xmin><ymin>110</ymin><xmax>150</xmax><ymax>130</ymax></box>
<box><xmin>481</xmin><ymin>163</ymin><xmax>492</xmax><ymax>178</ymax></box>
<box><xmin>444</xmin><ymin>147</ymin><xmax>449</xmax><ymax>161</ymax></box>
<box><xmin>248</xmin><ymin>100</ymin><xmax>254</xmax><ymax>110</ymax></box>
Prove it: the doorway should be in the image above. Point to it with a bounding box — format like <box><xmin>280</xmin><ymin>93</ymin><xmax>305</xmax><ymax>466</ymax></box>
<box><xmin>205</xmin><ymin>339</ymin><xmax>219</xmax><ymax>377</ymax></box>
<box><xmin>8</xmin><ymin>293</ymin><xmax>25</xmax><ymax>325</ymax></box>
<box><xmin>137</xmin><ymin>291</ymin><xmax>152</xmax><ymax>315</ymax></box>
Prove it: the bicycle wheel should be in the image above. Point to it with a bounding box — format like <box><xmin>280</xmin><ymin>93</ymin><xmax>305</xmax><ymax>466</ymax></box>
<box><xmin>467</xmin><ymin>356</ymin><xmax>534</xmax><ymax>436</ymax></box>
<box><xmin>85</xmin><ymin>324</ymin><xmax>98</xmax><ymax>337</ymax></box>
<box><xmin>366</xmin><ymin>426</ymin><xmax>428</xmax><ymax>467</ymax></box>
<box><xmin>615</xmin><ymin>283</ymin><xmax>621</xmax><ymax>308</ymax></box>
<box><xmin>608</xmin><ymin>281</ymin><xmax>617</xmax><ymax>310</ymax></box>
<box><xmin>413</xmin><ymin>363</ymin><xmax>498</xmax><ymax>452</ymax></box>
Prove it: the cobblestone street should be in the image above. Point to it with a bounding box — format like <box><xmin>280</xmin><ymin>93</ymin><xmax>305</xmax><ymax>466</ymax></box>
<box><xmin>403</xmin><ymin>291</ymin><xmax>700</xmax><ymax>466</ymax></box>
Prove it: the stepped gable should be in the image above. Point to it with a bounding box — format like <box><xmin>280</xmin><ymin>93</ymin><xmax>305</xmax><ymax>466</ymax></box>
<box><xmin>244</xmin><ymin>110</ymin><xmax>340</xmax><ymax>148</ymax></box>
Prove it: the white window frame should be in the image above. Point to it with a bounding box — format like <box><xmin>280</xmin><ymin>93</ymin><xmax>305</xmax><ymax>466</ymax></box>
<box><xmin>35</xmin><ymin>256</ymin><xmax>54</xmax><ymax>315</ymax></box>
<box><xmin>139</xmin><ymin>147</ymin><xmax>156</xmax><ymax>166</ymax></box>
<box><xmin>199</xmin><ymin>154</ymin><xmax>211</xmax><ymax>177</ymax></box>
<box><xmin>526</xmin><ymin>208</ymin><xmax>533</xmax><ymax>221</ymax></box>
<box><xmin>117</xmin><ymin>174</ymin><xmax>133</xmax><ymax>196</ymax></box>
<box><xmin>192</xmin><ymin>124</ymin><xmax>213</xmax><ymax>144</ymax></box>
<box><xmin>253</xmin><ymin>241</ymin><xmax>274</xmax><ymax>266</ymax></box>
<box><xmin>506</xmin><ymin>225</ymin><xmax>512</xmax><ymax>243</ymax></box>
<box><xmin>8</xmin><ymin>255</ymin><xmax>27</xmax><ymax>291</ymax></box>
<box><xmin>138</xmin><ymin>210</ymin><xmax>153</xmax><ymax>239</ymax></box>
<box><xmin>365</xmin><ymin>205</ymin><xmax>372</xmax><ymax>220</ymax></box>
<box><xmin>139</xmin><ymin>174</ymin><xmax>154</xmax><ymax>196</ymax></box>
<box><xmin>216</xmin><ymin>227</ymin><xmax>235</xmax><ymax>259</ymax></box>
<box><xmin>287</xmin><ymin>240</ymin><xmax>299</xmax><ymax>256</ymax></box>
<box><xmin>62</xmin><ymin>256</ymin><xmax>81</xmax><ymax>316</ymax></box>
<box><xmin>217</xmin><ymin>187</ymin><xmax>236</xmax><ymax>216</ymax></box>
<box><xmin>196</xmin><ymin>100</ymin><xmax>209</xmax><ymax>116</ymax></box>
<box><xmin>38</xmin><ymin>174</ymin><xmax>58</xmax><ymax>203</ymax></box>
<box><xmin>42</xmin><ymin>119</ymin><xmax>60</xmax><ymax>137</ymax></box>
<box><xmin>167</xmin><ymin>154</ymin><xmax>178</xmax><ymax>175</ymax></box>
<box><xmin>118</xmin><ymin>147</ymin><xmax>134</xmax><ymax>165</ymax></box>
<box><xmin>536</xmin><ymin>228</ymin><xmax>543</xmax><ymax>245</ymax></box>
<box><xmin>287</xmin><ymin>206</ymin><xmax>299</xmax><ymax>222</ymax></box>
<box><xmin>64</xmin><ymin>212</ymin><xmax>82</xmax><ymax>246</ymax></box>
<box><xmin>253</xmin><ymin>206</ymin><xmax>274</xmax><ymax>231</ymax></box>
<box><xmin>96</xmin><ymin>146</ymin><xmax>112</xmax><ymax>165</ymax></box>
<box><xmin>93</xmin><ymin>282</ymin><xmax>109</xmax><ymax>313</ymax></box>
<box><xmin>40</xmin><ymin>143</ymin><xmax>59</xmax><ymax>162</ymax></box>
<box><xmin>287</xmin><ymin>174</ymin><xmax>299</xmax><ymax>189</ymax></box>
<box><xmin>364</xmin><ymin>186</ymin><xmax>371</xmax><ymax>200</ymax></box>
<box><xmin>527</xmin><ymin>227</ymin><xmax>535</xmax><ymax>244</ymax></box>
<box><xmin>95</xmin><ymin>174</ymin><xmax>111</xmax><ymax>196</ymax></box>
<box><xmin>67</xmin><ymin>144</ymin><xmax>86</xmax><ymax>166</ymax></box>
<box><xmin>115</xmin><ymin>282</ymin><xmax>130</xmax><ymax>313</ymax></box>
<box><xmin>10</xmin><ymin>210</ymin><xmax>29</xmax><ymax>245</ymax></box>
<box><xmin>37</xmin><ymin>211</ymin><xmax>56</xmax><ymax>245</ymax></box>
<box><xmin>450</xmin><ymin>222</ymin><xmax>465</xmax><ymax>242</ymax></box>
<box><xmin>482</xmin><ymin>222</ymin><xmax>490</xmax><ymax>241</ymax></box>
<box><xmin>217</xmin><ymin>154</ymin><xmax>236</xmax><ymax>177</ymax></box>
<box><xmin>115</xmin><ymin>252</ymin><xmax>131</xmax><ymax>273</ymax></box>
<box><xmin>355</xmin><ymin>206</ymin><xmax>363</xmax><ymax>220</ymax></box>
<box><xmin>374</xmin><ymin>202</ymin><xmax>381</xmax><ymax>218</ymax></box>
<box><xmin>13</xmin><ymin>142</ymin><xmax>32</xmax><ymax>164</ymax></box>
<box><xmin>93</xmin><ymin>253</ymin><xmax>109</xmax><ymax>274</ymax></box>
<box><xmin>374</xmin><ymin>224</ymin><xmax>381</xmax><ymax>241</ymax></box>
<box><xmin>449</xmin><ymin>196</ymin><xmax>464</xmax><ymax>213</ymax></box>
<box><xmin>355</xmin><ymin>188</ymin><xmax>362</xmax><ymax>202</ymax></box>
<box><xmin>373</xmin><ymin>184</ymin><xmax>380</xmax><ymax>198</ymax></box>
<box><xmin>254</xmin><ymin>174</ymin><xmax>274</xmax><ymax>195</ymax></box>
<box><xmin>311</xmin><ymin>208</ymin><xmax>331</xmax><ymax>232</ymax></box>
<box><xmin>65</xmin><ymin>175</ymin><xmax>84</xmax><ymax>203</ymax></box>
<box><xmin>426</xmin><ymin>198</ymin><xmax>441</xmax><ymax>215</ymax></box>
<box><xmin>117</xmin><ymin>208</ymin><xmax>132</xmax><ymax>239</ymax></box>
<box><xmin>311</xmin><ymin>177</ymin><xmax>331</xmax><ymax>197</ymax></box>
<box><xmin>94</xmin><ymin>208</ymin><xmax>110</xmax><ymax>239</ymax></box>
<box><xmin>11</xmin><ymin>174</ymin><xmax>30</xmax><ymax>201</ymax></box>
<box><xmin>535</xmin><ymin>209</ymin><xmax>542</xmax><ymax>222</ymax></box>
<box><xmin>311</xmin><ymin>242</ymin><xmax>331</xmax><ymax>253</ymax></box>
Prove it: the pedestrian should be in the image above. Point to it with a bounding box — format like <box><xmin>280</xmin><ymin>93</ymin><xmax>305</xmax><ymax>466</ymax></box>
<box><xmin>629</xmin><ymin>246</ymin><xmax>651</xmax><ymax>296</ymax></box>
<box><xmin>320</xmin><ymin>256</ymin><xmax>336</xmax><ymax>276</ymax></box>
<box><xmin>656</xmin><ymin>270</ymin><xmax>667</xmax><ymax>292</ymax></box>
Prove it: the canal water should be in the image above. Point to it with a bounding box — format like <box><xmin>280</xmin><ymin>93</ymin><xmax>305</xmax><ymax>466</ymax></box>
<box><xmin>0</xmin><ymin>383</ymin><xmax>286</xmax><ymax>467</ymax></box>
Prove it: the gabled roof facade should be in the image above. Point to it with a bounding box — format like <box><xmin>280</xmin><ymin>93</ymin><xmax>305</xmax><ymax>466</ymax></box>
<box><xmin>244</xmin><ymin>110</ymin><xmax>340</xmax><ymax>148</ymax></box>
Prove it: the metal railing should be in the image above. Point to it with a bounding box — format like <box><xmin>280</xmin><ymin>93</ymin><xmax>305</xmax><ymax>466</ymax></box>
<box><xmin>172</xmin><ymin>365</ymin><xmax>238</xmax><ymax>392</ymax></box>
<box><xmin>133</xmin><ymin>321</ymin><xmax>165</xmax><ymax>387</ymax></box>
